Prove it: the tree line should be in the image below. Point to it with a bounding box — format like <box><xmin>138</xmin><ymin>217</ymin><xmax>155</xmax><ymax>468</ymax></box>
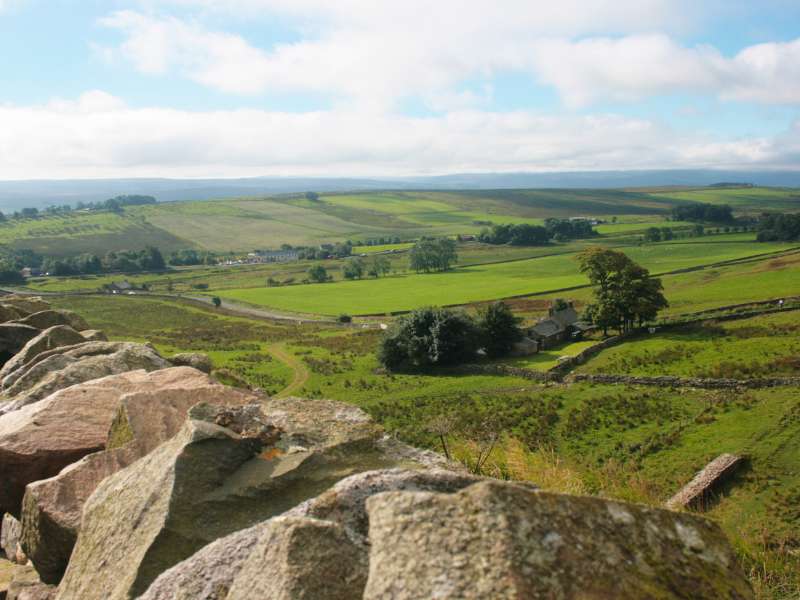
<box><xmin>0</xmin><ymin>195</ymin><xmax>157</xmax><ymax>221</ymax></box>
<box><xmin>478</xmin><ymin>218</ymin><xmax>597</xmax><ymax>246</ymax></box>
<box><xmin>41</xmin><ymin>247</ymin><xmax>167</xmax><ymax>276</ymax></box>
<box><xmin>756</xmin><ymin>213</ymin><xmax>800</xmax><ymax>242</ymax></box>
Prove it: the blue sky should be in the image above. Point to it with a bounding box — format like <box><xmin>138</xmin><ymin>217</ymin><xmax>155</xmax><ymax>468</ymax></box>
<box><xmin>0</xmin><ymin>0</ymin><xmax>798</xmax><ymax>178</ymax></box>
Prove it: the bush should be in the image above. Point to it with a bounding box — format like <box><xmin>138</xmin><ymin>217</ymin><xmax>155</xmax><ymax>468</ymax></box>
<box><xmin>337</xmin><ymin>314</ymin><xmax>352</xmax><ymax>323</ymax></box>
<box><xmin>378</xmin><ymin>307</ymin><xmax>481</xmax><ymax>370</ymax></box>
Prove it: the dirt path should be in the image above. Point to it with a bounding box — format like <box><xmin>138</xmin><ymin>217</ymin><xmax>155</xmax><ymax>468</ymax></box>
<box><xmin>268</xmin><ymin>343</ymin><xmax>310</xmax><ymax>398</ymax></box>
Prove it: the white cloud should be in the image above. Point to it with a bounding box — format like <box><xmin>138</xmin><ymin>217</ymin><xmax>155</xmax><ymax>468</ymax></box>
<box><xmin>99</xmin><ymin>5</ymin><xmax>800</xmax><ymax>109</ymax></box>
<box><xmin>0</xmin><ymin>92</ymin><xmax>796</xmax><ymax>179</ymax></box>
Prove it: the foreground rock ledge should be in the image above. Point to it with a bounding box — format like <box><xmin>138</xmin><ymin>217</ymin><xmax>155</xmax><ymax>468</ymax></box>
<box><xmin>364</xmin><ymin>481</ymin><xmax>754</xmax><ymax>600</ymax></box>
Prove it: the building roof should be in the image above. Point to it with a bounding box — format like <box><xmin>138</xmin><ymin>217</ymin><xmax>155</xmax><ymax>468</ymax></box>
<box><xmin>530</xmin><ymin>318</ymin><xmax>564</xmax><ymax>338</ymax></box>
<box><xmin>111</xmin><ymin>281</ymin><xmax>133</xmax><ymax>290</ymax></box>
<box><xmin>550</xmin><ymin>305</ymin><xmax>579</xmax><ymax>327</ymax></box>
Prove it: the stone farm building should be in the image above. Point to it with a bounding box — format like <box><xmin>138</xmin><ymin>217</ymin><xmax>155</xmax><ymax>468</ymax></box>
<box><xmin>528</xmin><ymin>301</ymin><xmax>592</xmax><ymax>349</ymax></box>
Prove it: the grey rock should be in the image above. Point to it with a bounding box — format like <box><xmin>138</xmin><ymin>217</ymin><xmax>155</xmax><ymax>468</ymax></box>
<box><xmin>0</xmin><ymin>327</ymin><xmax>87</xmax><ymax>390</ymax></box>
<box><xmin>55</xmin><ymin>404</ymin><xmax>276</xmax><ymax>600</ymax></box>
<box><xmin>363</xmin><ymin>480</ymin><xmax>754</xmax><ymax>600</ymax></box>
<box><xmin>21</xmin><ymin>373</ymin><xmax>261</xmax><ymax>584</ymax></box>
<box><xmin>0</xmin><ymin>297</ymin><xmax>49</xmax><ymax>317</ymax></box>
<box><xmin>225</xmin><ymin>517</ymin><xmax>366</xmax><ymax>600</ymax></box>
<box><xmin>140</xmin><ymin>469</ymin><xmax>478</xmax><ymax>600</ymax></box>
<box><xmin>0</xmin><ymin>304</ymin><xmax>27</xmax><ymax>324</ymax></box>
<box><xmin>12</xmin><ymin>311</ymin><xmax>89</xmax><ymax>333</ymax></box>
<box><xmin>170</xmin><ymin>353</ymin><xmax>213</xmax><ymax>374</ymax></box>
<box><xmin>0</xmin><ymin>342</ymin><xmax>171</xmax><ymax>414</ymax></box>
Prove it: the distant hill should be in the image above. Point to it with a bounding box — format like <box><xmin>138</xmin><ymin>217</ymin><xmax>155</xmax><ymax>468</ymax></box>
<box><xmin>1</xmin><ymin>170</ymin><xmax>799</xmax><ymax>212</ymax></box>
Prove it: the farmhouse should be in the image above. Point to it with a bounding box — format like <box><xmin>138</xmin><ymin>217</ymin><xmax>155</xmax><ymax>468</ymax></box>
<box><xmin>528</xmin><ymin>300</ymin><xmax>591</xmax><ymax>349</ymax></box>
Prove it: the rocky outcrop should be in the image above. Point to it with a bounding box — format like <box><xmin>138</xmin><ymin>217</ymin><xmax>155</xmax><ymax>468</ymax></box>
<box><xmin>169</xmin><ymin>352</ymin><xmax>213</xmax><ymax>374</ymax></box>
<box><xmin>0</xmin><ymin>327</ymin><xmax>87</xmax><ymax>388</ymax></box>
<box><xmin>140</xmin><ymin>469</ymin><xmax>479</xmax><ymax>600</ymax></box>
<box><xmin>0</xmin><ymin>304</ymin><xmax>27</xmax><ymax>323</ymax></box>
<box><xmin>1</xmin><ymin>514</ymin><xmax>24</xmax><ymax>564</ymax></box>
<box><xmin>12</xmin><ymin>312</ymin><xmax>89</xmax><ymax>334</ymax></box>
<box><xmin>0</xmin><ymin>342</ymin><xmax>171</xmax><ymax>414</ymax></box>
<box><xmin>363</xmin><ymin>481</ymin><xmax>753</xmax><ymax>599</ymax></box>
<box><xmin>21</xmin><ymin>373</ymin><xmax>261</xmax><ymax>583</ymax></box>
<box><xmin>57</xmin><ymin>399</ymin><xmax>466</xmax><ymax>600</ymax></box>
<box><xmin>0</xmin><ymin>368</ymin><xmax>199</xmax><ymax>517</ymax></box>
<box><xmin>667</xmin><ymin>454</ymin><xmax>745</xmax><ymax>511</ymax></box>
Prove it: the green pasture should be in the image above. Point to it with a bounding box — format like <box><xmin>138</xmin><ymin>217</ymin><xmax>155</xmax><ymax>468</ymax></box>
<box><xmin>576</xmin><ymin>311</ymin><xmax>800</xmax><ymax>378</ymax></box>
<box><xmin>650</xmin><ymin>186</ymin><xmax>800</xmax><ymax>211</ymax></box>
<box><xmin>216</xmin><ymin>240</ymin><xmax>798</xmax><ymax>315</ymax></box>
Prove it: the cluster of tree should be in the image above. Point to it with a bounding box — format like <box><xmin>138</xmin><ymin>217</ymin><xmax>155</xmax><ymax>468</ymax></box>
<box><xmin>378</xmin><ymin>302</ymin><xmax>523</xmax><ymax>370</ymax></box>
<box><xmin>756</xmin><ymin>213</ymin><xmax>800</xmax><ymax>242</ymax></box>
<box><xmin>671</xmin><ymin>202</ymin><xmax>734</xmax><ymax>223</ymax></box>
<box><xmin>307</xmin><ymin>264</ymin><xmax>331</xmax><ymax>283</ymax></box>
<box><xmin>0</xmin><ymin>195</ymin><xmax>157</xmax><ymax>221</ymax></box>
<box><xmin>409</xmin><ymin>238</ymin><xmax>458</xmax><ymax>273</ymax></box>
<box><xmin>543</xmin><ymin>218</ymin><xmax>598</xmax><ymax>241</ymax></box>
<box><xmin>0</xmin><ymin>260</ymin><xmax>24</xmax><ymax>284</ymax></box>
<box><xmin>167</xmin><ymin>249</ymin><xmax>218</xmax><ymax>266</ymax></box>
<box><xmin>43</xmin><ymin>247</ymin><xmax>166</xmax><ymax>276</ymax></box>
<box><xmin>343</xmin><ymin>255</ymin><xmax>391</xmax><ymax>279</ymax></box>
<box><xmin>478</xmin><ymin>224</ymin><xmax>549</xmax><ymax>245</ymax></box>
<box><xmin>478</xmin><ymin>219</ymin><xmax>597</xmax><ymax>246</ymax></box>
<box><xmin>643</xmin><ymin>227</ymin><xmax>675</xmax><ymax>242</ymax></box>
<box><xmin>577</xmin><ymin>248</ymin><xmax>668</xmax><ymax>335</ymax></box>
<box><xmin>296</xmin><ymin>242</ymin><xmax>353</xmax><ymax>260</ymax></box>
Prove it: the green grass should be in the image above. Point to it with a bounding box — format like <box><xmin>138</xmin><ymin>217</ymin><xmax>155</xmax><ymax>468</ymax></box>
<box><xmin>502</xmin><ymin>340</ymin><xmax>597</xmax><ymax>371</ymax></box>
<box><xmin>217</xmin><ymin>240</ymin><xmax>798</xmax><ymax>315</ymax></box>
<box><xmin>352</xmin><ymin>242</ymin><xmax>414</xmax><ymax>254</ymax></box>
<box><xmin>576</xmin><ymin>311</ymin><xmax>800</xmax><ymax>378</ymax></box>
<box><xmin>649</xmin><ymin>186</ymin><xmax>800</xmax><ymax>212</ymax></box>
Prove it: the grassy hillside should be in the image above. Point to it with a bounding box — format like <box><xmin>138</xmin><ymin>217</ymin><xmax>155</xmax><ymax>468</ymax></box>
<box><xmin>3</xmin><ymin>185</ymin><xmax>797</xmax><ymax>255</ymax></box>
<box><xmin>50</xmin><ymin>294</ymin><xmax>800</xmax><ymax>597</ymax></box>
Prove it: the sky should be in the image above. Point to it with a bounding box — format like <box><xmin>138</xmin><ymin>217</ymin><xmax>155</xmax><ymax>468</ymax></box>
<box><xmin>0</xmin><ymin>0</ymin><xmax>799</xmax><ymax>179</ymax></box>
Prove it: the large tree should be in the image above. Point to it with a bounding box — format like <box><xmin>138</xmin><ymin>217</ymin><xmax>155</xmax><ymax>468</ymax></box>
<box><xmin>477</xmin><ymin>302</ymin><xmax>524</xmax><ymax>358</ymax></box>
<box><xmin>409</xmin><ymin>238</ymin><xmax>458</xmax><ymax>273</ymax></box>
<box><xmin>577</xmin><ymin>248</ymin><xmax>667</xmax><ymax>335</ymax></box>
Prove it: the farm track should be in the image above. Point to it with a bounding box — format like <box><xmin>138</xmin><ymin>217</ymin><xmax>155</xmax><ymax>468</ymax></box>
<box><xmin>267</xmin><ymin>343</ymin><xmax>310</xmax><ymax>398</ymax></box>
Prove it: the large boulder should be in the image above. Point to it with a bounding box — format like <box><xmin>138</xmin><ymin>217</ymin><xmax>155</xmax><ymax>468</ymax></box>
<box><xmin>58</xmin><ymin>401</ymin><xmax>456</xmax><ymax>600</ymax></box>
<box><xmin>12</xmin><ymin>311</ymin><xmax>89</xmax><ymax>334</ymax></box>
<box><xmin>0</xmin><ymin>297</ymin><xmax>49</xmax><ymax>317</ymax></box>
<box><xmin>0</xmin><ymin>368</ymin><xmax>206</xmax><ymax>518</ymax></box>
<box><xmin>56</xmin><ymin>403</ymin><xmax>279</xmax><ymax>600</ymax></box>
<box><xmin>21</xmin><ymin>377</ymin><xmax>261</xmax><ymax>583</ymax></box>
<box><xmin>170</xmin><ymin>352</ymin><xmax>213</xmax><ymax>374</ymax></box>
<box><xmin>225</xmin><ymin>517</ymin><xmax>366</xmax><ymax>600</ymax></box>
<box><xmin>0</xmin><ymin>327</ymin><xmax>87</xmax><ymax>389</ymax></box>
<box><xmin>140</xmin><ymin>469</ymin><xmax>479</xmax><ymax>600</ymax></box>
<box><xmin>363</xmin><ymin>481</ymin><xmax>754</xmax><ymax>600</ymax></box>
<box><xmin>0</xmin><ymin>342</ymin><xmax>171</xmax><ymax>415</ymax></box>
<box><xmin>0</xmin><ymin>325</ymin><xmax>40</xmax><ymax>368</ymax></box>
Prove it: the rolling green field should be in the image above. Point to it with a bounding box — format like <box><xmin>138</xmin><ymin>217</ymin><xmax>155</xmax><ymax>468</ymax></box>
<box><xmin>217</xmin><ymin>239</ymin><xmax>799</xmax><ymax>315</ymax></box>
<box><xmin>2</xmin><ymin>185</ymin><xmax>797</xmax><ymax>255</ymax></box>
<box><xmin>577</xmin><ymin>311</ymin><xmax>800</xmax><ymax>378</ymax></box>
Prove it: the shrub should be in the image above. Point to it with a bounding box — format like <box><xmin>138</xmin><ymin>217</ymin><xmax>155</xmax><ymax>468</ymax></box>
<box><xmin>337</xmin><ymin>313</ymin><xmax>352</xmax><ymax>323</ymax></box>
